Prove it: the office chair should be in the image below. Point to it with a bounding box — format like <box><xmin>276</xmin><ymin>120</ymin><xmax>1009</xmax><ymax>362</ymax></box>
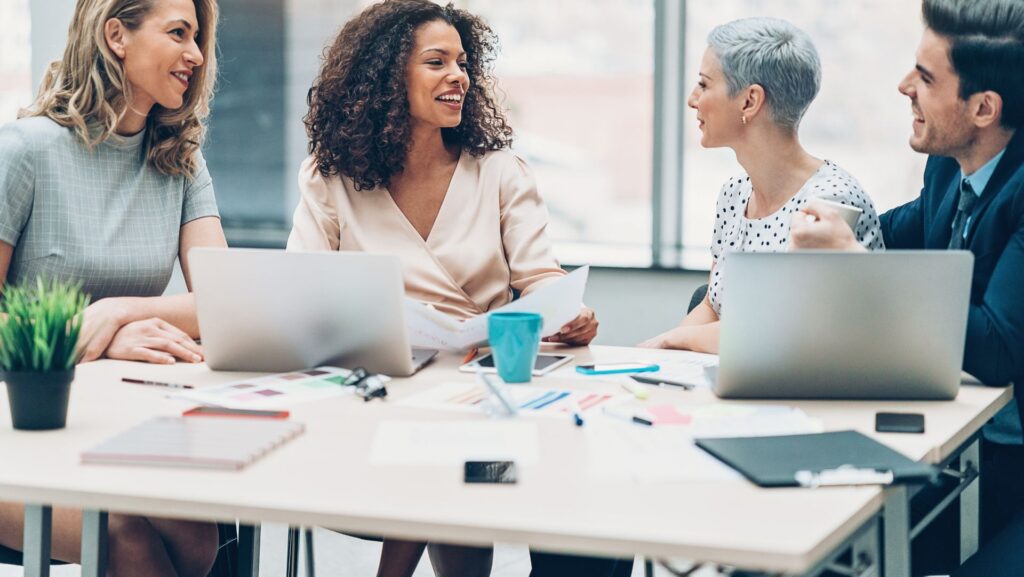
<box><xmin>688</xmin><ymin>284</ymin><xmax>708</xmax><ymax>314</ymax></box>
<box><xmin>0</xmin><ymin>522</ymin><xmax>238</xmax><ymax>577</ymax></box>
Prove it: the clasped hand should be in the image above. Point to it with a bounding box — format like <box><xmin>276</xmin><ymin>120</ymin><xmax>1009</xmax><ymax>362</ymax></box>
<box><xmin>78</xmin><ymin>299</ymin><xmax>202</xmax><ymax>364</ymax></box>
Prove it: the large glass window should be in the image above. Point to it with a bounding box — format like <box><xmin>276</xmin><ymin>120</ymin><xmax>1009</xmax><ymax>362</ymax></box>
<box><xmin>465</xmin><ymin>0</ymin><xmax>655</xmax><ymax>266</ymax></box>
<box><xmin>0</xmin><ymin>0</ymin><xmax>31</xmax><ymax>123</ymax></box>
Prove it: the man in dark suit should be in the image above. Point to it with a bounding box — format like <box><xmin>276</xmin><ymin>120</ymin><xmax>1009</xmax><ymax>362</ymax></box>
<box><xmin>791</xmin><ymin>0</ymin><xmax>1024</xmax><ymax>570</ymax></box>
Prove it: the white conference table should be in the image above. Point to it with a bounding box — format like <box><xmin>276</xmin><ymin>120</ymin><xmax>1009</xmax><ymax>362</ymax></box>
<box><xmin>0</xmin><ymin>345</ymin><xmax>1011</xmax><ymax>577</ymax></box>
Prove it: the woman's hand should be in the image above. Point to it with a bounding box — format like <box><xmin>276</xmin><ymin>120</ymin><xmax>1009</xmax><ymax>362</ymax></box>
<box><xmin>543</xmin><ymin>306</ymin><xmax>599</xmax><ymax>346</ymax></box>
<box><xmin>103</xmin><ymin>318</ymin><xmax>204</xmax><ymax>365</ymax></box>
<box><xmin>637</xmin><ymin>333</ymin><xmax>670</xmax><ymax>349</ymax></box>
<box><xmin>78</xmin><ymin>298</ymin><xmax>134</xmax><ymax>362</ymax></box>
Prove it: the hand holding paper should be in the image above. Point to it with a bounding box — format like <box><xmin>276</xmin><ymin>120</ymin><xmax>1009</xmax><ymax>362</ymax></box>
<box><xmin>405</xmin><ymin>266</ymin><xmax>590</xmax><ymax>351</ymax></box>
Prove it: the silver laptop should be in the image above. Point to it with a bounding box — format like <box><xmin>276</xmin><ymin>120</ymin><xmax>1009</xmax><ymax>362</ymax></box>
<box><xmin>715</xmin><ymin>251</ymin><xmax>973</xmax><ymax>400</ymax></box>
<box><xmin>191</xmin><ymin>248</ymin><xmax>436</xmax><ymax>376</ymax></box>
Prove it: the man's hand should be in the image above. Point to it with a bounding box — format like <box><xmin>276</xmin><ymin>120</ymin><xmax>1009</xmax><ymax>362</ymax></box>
<box><xmin>543</xmin><ymin>306</ymin><xmax>599</xmax><ymax>346</ymax></box>
<box><xmin>790</xmin><ymin>203</ymin><xmax>864</xmax><ymax>251</ymax></box>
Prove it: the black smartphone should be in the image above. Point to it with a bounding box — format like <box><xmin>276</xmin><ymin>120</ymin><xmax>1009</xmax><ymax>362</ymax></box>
<box><xmin>464</xmin><ymin>460</ymin><xmax>517</xmax><ymax>484</ymax></box>
<box><xmin>875</xmin><ymin>412</ymin><xmax>925</xmax><ymax>434</ymax></box>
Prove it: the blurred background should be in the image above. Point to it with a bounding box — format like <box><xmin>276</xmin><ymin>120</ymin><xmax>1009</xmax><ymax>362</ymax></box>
<box><xmin>1</xmin><ymin>0</ymin><xmax>928</xmax><ymax>343</ymax></box>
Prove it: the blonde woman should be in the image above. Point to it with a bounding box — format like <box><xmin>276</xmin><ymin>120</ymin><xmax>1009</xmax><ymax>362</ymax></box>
<box><xmin>0</xmin><ymin>0</ymin><xmax>225</xmax><ymax>574</ymax></box>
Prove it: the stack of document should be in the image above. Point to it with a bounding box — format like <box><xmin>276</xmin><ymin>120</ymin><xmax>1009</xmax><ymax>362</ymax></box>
<box><xmin>81</xmin><ymin>417</ymin><xmax>305</xmax><ymax>470</ymax></box>
<box><xmin>404</xmin><ymin>266</ymin><xmax>589</xmax><ymax>351</ymax></box>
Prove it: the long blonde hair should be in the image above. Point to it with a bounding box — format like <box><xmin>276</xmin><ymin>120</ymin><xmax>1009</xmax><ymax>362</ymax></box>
<box><xmin>21</xmin><ymin>0</ymin><xmax>218</xmax><ymax>178</ymax></box>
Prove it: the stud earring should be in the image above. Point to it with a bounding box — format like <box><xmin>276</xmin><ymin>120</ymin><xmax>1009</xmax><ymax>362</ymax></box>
<box><xmin>741</xmin><ymin>115</ymin><xmax>748</xmax><ymax>125</ymax></box>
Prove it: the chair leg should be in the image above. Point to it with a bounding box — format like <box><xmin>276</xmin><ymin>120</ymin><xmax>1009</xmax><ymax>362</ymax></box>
<box><xmin>286</xmin><ymin>527</ymin><xmax>301</xmax><ymax>577</ymax></box>
<box><xmin>304</xmin><ymin>528</ymin><xmax>315</xmax><ymax>577</ymax></box>
<box><xmin>208</xmin><ymin>522</ymin><xmax>238</xmax><ymax>577</ymax></box>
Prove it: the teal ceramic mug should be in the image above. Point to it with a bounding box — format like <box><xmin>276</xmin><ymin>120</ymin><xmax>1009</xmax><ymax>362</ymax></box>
<box><xmin>487</xmin><ymin>312</ymin><xmax>543</xmax><ymax>383</ymax></box>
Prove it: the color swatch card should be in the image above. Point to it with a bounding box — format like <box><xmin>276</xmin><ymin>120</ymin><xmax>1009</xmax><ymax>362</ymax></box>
<box><xmin>175</xmin><ymin>366</ymin><xmax>377</xmax><ymax>409</ymax></box>
<box><xmin>398</xmin><ymin>381</ymin><xmax>630</xmax><ymax>416</ymax></box>
<box><xmin>82</xmin><ymin>416</ymin><xmax>305</xmax><ymax>471</ymax></box>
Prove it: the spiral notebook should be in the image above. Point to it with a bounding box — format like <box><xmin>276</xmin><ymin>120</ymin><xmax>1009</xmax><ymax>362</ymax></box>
<box><xmin>82</xmin><ymin>416</ymin><xmax>305</xmax><ymax>471</ymax></box>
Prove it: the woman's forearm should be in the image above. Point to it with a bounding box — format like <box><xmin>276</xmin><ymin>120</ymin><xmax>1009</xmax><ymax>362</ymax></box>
<box><xmin>106</xmin><ymin>293</ymin><xmax>200</xmax><ymax>338</ymax></box>
<box><xmin>661</xmin><ymin>322</ymin><xmax>721</xmax><ymax>354</ymax></box>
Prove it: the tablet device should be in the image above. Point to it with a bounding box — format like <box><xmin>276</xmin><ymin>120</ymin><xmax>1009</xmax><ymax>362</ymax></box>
<box><xmin>459</xmin><ymin>353</ymin><xmax>573</xmax><ymax>376</ymax></box>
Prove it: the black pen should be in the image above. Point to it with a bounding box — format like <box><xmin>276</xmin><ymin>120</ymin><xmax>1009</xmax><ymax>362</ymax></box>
<box><xmin>630</xmin><ymin>374</ymin><xmax>696</xmax><ymax>390</ymax></box>
<box><xmin>122</xmin><ymin>377</ymin><xmax>195</xmax><ymax>390</ymax></box>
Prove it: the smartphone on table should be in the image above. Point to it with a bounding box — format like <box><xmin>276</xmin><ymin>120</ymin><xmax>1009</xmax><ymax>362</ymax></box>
<box><xmin>459</xmin><ymin>353</ymin><xmax>574</xmax><ymax>376</ymax></box>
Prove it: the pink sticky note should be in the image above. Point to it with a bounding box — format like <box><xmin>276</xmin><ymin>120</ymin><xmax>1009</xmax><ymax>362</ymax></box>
<box><xmin>647</xmin><ymin>405</ymin><xmax>692</xmax><ymax>425</ymax></box>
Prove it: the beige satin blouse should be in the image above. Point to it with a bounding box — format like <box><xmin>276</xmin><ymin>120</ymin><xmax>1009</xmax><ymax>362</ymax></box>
<box><xmin>287</xmin><ymin>149</ymin><xmax>566</xmax><ymax>320</ymax></box>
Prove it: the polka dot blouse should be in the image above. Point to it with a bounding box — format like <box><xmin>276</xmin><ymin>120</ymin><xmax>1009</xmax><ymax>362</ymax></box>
<box><xmin>707</xmin><ymin>160</ymin><xmax>885</xmax><ymax>316</ymax></box>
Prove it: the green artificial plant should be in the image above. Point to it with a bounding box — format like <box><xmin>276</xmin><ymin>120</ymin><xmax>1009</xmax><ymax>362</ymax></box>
<box><xmin>0</xmin><ymin>278</ymin><xmax>89</xmax><ymax>372</ymax></box>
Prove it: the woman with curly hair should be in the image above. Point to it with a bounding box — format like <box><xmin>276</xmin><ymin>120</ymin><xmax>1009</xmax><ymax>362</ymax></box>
<box><xmin>0</xmin><ymin>0</ymin><xmax>225</xmax><ymax>573</ymax></box>
<box><xmin>288</xmin><ymin>1</ymin><xmax>628</xmax><ymax>575</ymax></box>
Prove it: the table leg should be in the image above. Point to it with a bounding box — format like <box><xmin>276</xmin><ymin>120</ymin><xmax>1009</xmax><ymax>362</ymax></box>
<box><xmin>959</xmin><ymin>438</ymin><xmax>981</xmax><ymax>562</ymax></box>
<box><xmin>80</xmin><ymin>510</ymin><xmax>108</xmax><ymax>577</ymax></box>
<box><xmin>237</xmin><ymin>524</ymin><xmax>261</xmax><ymax>577</ymax></box>
<box><xmin>304</xmin><ymin>528</ymin><xmax>315</xmax><ymax>577</ymax></box>
<box><xmin>23</xmin><ymin>504</ymin><xmax>52</xmax><ymax>577</ymax></box>
<box><xmin>882</xmin><ymin>485</ymin><xmax>910</xmax><ymax>577</ymax></box>
<box><xmin>286</xmin><ymin>527</ymin><xmax>300</xmax><ymax>577</ymax></box>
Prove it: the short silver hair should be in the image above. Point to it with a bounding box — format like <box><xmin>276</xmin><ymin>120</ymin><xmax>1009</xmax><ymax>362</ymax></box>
<box><xmin>707</xmin><ymin>17</ymin><xmax>821</xmax><ymax>130</ymax></box>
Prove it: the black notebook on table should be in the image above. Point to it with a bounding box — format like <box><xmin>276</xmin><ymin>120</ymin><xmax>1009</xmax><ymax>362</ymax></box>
<box><xmin>695</xmin><ymin>430</ymin><xmax>937</xmax><ymax>488</ymax></box>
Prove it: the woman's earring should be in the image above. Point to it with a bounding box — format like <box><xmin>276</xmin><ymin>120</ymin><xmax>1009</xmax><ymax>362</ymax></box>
<box><xmin>741</xmin><ymin>115</ymin><xmax>748</xmax><ymax>126</ymax></box>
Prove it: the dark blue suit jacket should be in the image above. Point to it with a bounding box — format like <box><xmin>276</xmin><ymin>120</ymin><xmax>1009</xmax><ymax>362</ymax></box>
<box><xmin>881</xmin><ymin>130</ymin><xmax>1024</xmax><ymax>425</ymax></box>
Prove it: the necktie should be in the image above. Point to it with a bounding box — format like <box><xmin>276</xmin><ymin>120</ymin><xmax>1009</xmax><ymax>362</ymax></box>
<box><xmin>948</xmin><ymin>179</ymin><xmax>977</xmax><ymax>250</ymax></box>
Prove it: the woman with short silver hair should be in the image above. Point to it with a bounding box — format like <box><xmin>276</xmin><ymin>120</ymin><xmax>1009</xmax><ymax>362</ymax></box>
<box><xmin>640</xmin><ymin>17</ymin><xmax>884</xmax><ymax>352</ymax></box>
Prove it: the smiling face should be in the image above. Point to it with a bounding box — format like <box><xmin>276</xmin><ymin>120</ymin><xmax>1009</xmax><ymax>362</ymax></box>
<box><xmin>687</xmin><ymin>48</ymin><xmax>745</xmax><ymax>148</ymax></box>
<box><xmin>112</xmin><ymin>0</ymin><xmax>205</xmax><ymax>116</ymax></box>
<box><xmin>405</xmin><ymin>20</ymin><xmax>470</xmax><ymax>131</ymax></box>
<box><xmin>898</xmin><ymin>28</ymin><xmax>976</xmax><ymax>157</ymax></box>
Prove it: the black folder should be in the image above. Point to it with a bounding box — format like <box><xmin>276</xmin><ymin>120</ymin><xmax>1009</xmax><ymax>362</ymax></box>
<box><xmin>695</xmin><ymin>430</ymin><xmax>938</xmax><ymax>488</ymax></box>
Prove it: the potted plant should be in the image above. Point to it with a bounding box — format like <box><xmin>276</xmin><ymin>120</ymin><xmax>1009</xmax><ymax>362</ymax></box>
<box><xmin>0</xmin><ymin>278</ymin><xmax>88</xmax><ymax>430</ymax></box>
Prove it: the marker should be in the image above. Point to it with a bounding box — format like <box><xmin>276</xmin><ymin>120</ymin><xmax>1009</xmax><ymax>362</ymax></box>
<box><xmin>602</xmin><ymin>406</ymin><xmax>653</xmax><ymax>426</ymax></box>
<box><xmin>122</xmin><ymin>377</ymin><xmax>194</xmax><ymax>390</ymax></box>
<box><xmin>568</xmin><ymin>399</ymin><xmax>585</xmax><ymax>427</ymax></box>
<box><xmin>630</xmin><ymin>374</ymin><xmax>696</xmax><ymax>391</ymax></box>
<box><xmin>461</xmin><ymin>348</ymin><xmax>479</xmax><ymax>365</ymax></box>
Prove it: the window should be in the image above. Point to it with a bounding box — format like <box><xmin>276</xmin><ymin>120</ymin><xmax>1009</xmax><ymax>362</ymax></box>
<box><xmin>0</xmin><ymin>0</ymin><xmax>30</xmax><ymax>123</ymax></box>
<box><xmin>465</xmin><ymin>0</ymin><xmax>655</xmax><ymax>266</ymax></box>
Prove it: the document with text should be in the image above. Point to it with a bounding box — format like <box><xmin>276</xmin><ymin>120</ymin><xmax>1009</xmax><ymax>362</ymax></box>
<box><xmin>404</xmin><ymin>266</ymin><xmax>590</xmax><ymax>351</ymax></box>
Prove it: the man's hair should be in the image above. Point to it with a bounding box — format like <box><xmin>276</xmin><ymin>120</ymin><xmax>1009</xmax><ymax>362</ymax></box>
<box><xmin>924</xmin><ymin>0</ymin><xmax>1024</xmax><ymax>129</ymax></box>
<box><xmin>707</xmin><ymin>17</ymin><xmax>821</xmax><ymax>131</ymax></box>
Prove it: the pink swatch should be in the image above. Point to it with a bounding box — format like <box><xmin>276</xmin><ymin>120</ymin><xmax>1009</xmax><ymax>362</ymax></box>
<box><xmin>647</xmin><ymin>405</ymin><xmax>692</xmax><ymax>425</ymax></box>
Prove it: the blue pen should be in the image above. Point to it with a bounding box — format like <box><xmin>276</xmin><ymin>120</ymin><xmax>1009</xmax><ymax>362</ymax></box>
<box><xmin>569</xmin><ymin>399</ymin><xmax>585</xmax><ymax>427</ymax></box>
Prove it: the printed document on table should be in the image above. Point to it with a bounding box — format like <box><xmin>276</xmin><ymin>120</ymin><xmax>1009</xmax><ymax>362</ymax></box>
<box><xmin>370</xmin><ymin>421</ymin><xmax>540</xmax><ymax>465</ymax></box>
<box><xmin>404</xmin><ymin>266</ymin><xmax>590</xmax><ymax>351</ymax></box>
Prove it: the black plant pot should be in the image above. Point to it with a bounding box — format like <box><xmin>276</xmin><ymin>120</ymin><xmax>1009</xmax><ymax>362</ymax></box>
<box><xmin>3</xmin><ymin>369</ymin><xmax>74</xmax><ymax>430</ymax></box>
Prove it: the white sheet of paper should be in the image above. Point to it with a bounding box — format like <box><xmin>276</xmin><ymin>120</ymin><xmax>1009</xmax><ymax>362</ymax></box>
<box><xmin>586</xmin><ymin>420</ymin><xmax>741</xmax><ymax>483</ymax></box>
<box><xmin>370</xmin><ymin>421</ymin><xmax>540</xmax><ymax>465</ymax></box>
<box><xmin>404</xmin><ymin>266</ymin><xmax>590</xmax><ymax>351</ymax></box>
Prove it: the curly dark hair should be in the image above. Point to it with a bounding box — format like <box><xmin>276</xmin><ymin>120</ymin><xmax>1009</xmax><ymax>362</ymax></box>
<box><xmin>305</xmin><ymin>0</ymin><xmax>514</xmax><ymax>190</ymax></box>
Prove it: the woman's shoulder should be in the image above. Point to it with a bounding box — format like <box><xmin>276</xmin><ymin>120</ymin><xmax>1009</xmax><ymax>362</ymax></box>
<box><xmin>469</xmin><ymin>148</ymin><xmax>529</xmax><ymax>174</ymax></box>
<box><xmin>0</xmin><ymin>116</ymin><xmax>72</xmax><ymax>153</ymax></box>
<box><xmin>806</xmin><ymin>160</ymin><xmax>874</xmax><ymax>206</ymax></box>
